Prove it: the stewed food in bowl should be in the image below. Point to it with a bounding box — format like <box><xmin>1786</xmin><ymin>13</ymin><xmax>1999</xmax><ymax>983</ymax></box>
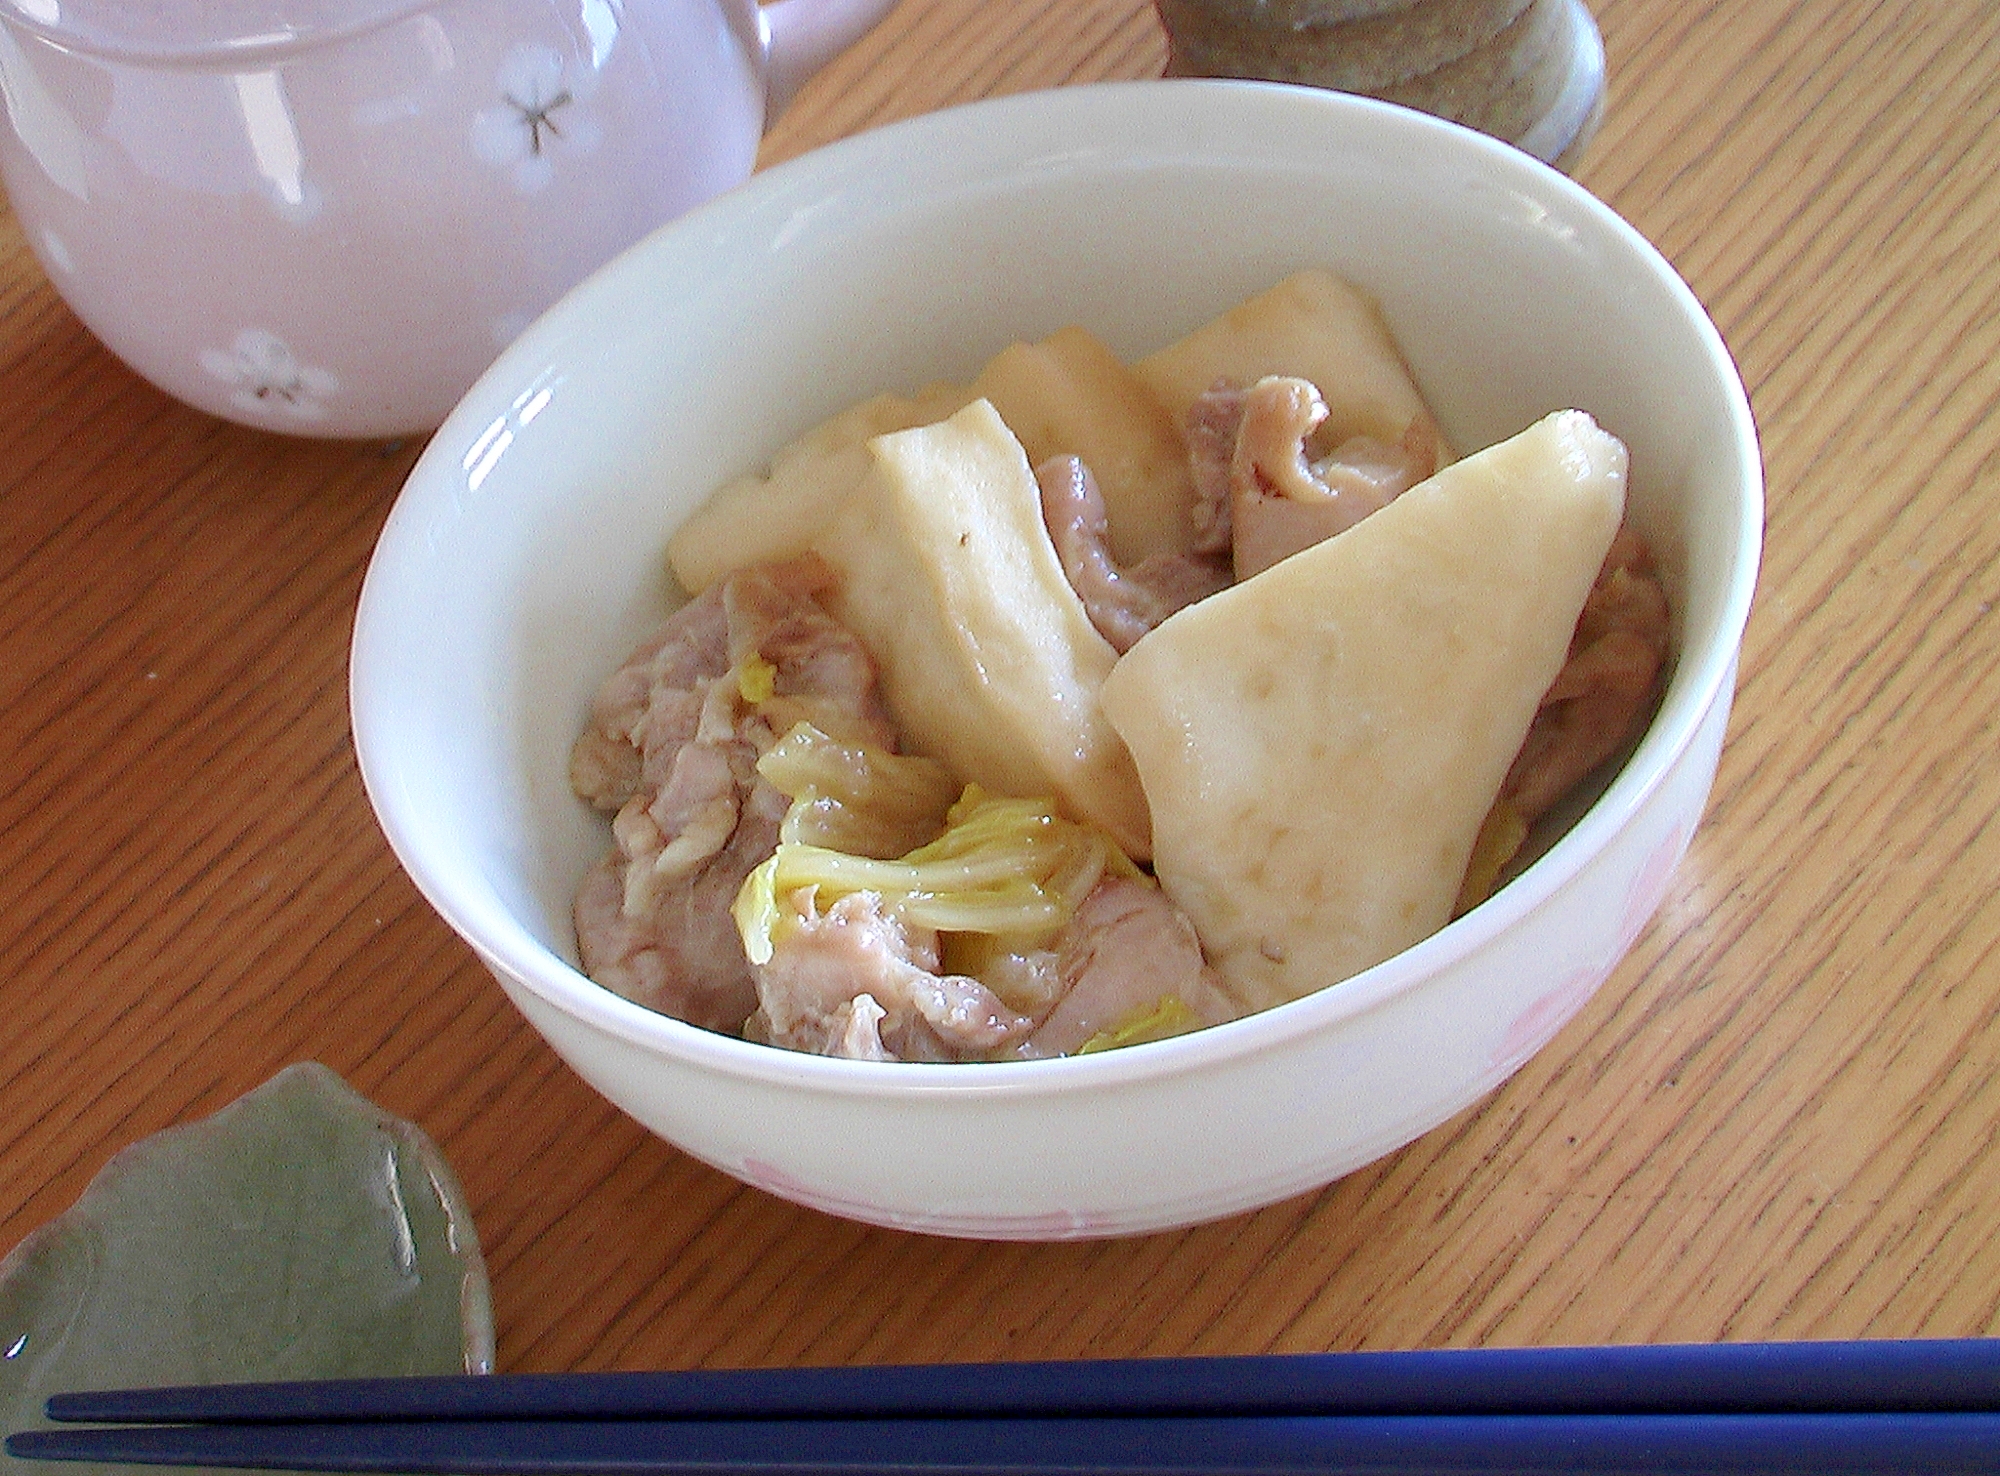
<box><xmin>566</xmin><ymin>271</ymin><xmax>1669</xmax><ymax>1063</ymax></box>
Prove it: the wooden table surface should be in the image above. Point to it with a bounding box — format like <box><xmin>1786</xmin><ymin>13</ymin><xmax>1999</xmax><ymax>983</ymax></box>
<box><xmin>4</xmin><ymin>0</ymin><xmax>1998</xmax><ymax>1374</ymax></box>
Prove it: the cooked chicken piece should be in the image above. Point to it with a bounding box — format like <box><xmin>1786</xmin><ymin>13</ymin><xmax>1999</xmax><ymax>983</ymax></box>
<box><xmin>1036</xmin><ymin>455</ymin><xmax>1229</xmax><ymax>654</ymax></box>
<box><xmin>1019</xmin><ymin>877</ymin><xmax>1244</xmax><ymax>1057</ymax></box>
<box><xmin>613</xmin><ymin>740</ymin><xmax>744</xmax><ymax>913</ymax></box>
<box><xmin>1182</xmin><ymin>376</ymin><xmax>1440</xmax><ymax>580</ymax></box>
<box><xmin>747</xmin><ymin>890</ymin><xmax>1037</xmax><ymax>1061</ymax></box>
<box><xmin>1229</xmin><ymin>375</ymin><xmax>1439</xmax><ymax>580</ymax></box>
<box><xmin>1503</xmin><ymin>526</ymin><xmax>1672</xmax><ymax>821</ymax></box>
<box><xmin>722</xmin><ymin>556</ymin><xmax>898</xmax><ymax>751</ymax></box>
<box><xmin>749</xmin><ymin>876</ymin><xmax>1241</xmax><ymax>1062</ymax></box>
<box><xmin>1183</xmin><ymin>382</ymin><xmax>1242</xmax><ymax>558</ymax></box>
<box><xmin>570</xmin><ymin>555</ymin><xmax>899</xmax><ymax>1034</ymax></box>
<box><xmin>568</xmin><ymin>582</ymin><xmax>731</xmax><ymax>811</ymax></box>
<box><xmin>574</xmin><ymin>778</ymin><xmax>786</xmax><ymax>1033</ymax></box>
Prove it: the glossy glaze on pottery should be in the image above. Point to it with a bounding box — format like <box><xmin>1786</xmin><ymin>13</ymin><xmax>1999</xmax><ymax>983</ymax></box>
<box><xmin>0</xmin><ymin>1063</ymin><xmax>492</xmax><ymax>1443</ymax></box>
<box><xmin>0</xmin><ymin>0</ymin><xmax>892</xmax><ymax>437</ymax></box>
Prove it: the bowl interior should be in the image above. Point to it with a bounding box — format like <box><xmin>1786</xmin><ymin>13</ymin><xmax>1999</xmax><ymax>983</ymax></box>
<box><xmin>351</xmin><ymin>80</ymin><xmax>1760</xmax><ymax>1067</ymax></box>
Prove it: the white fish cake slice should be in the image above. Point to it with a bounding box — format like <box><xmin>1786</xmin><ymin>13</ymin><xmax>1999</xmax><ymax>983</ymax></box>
<box><xmin>1135</xmin><ymin>268</ymin><xmax>1447</xmax><ymax>455</ymax></box>
<box><xmin>1099</xmin><ymin>409</ymin><xmax>1627</xmax><ymax>1011</ymax></box>
<box><xmin>672</xmin><ymin>271</ymin><xmax>1430</xmax><ymax>596</ymax></box>
<box><xmin>668</xmin><ymin>381</ymin><xmax>971</xmax><ymax>594</ymax></box>
<box><xmin>971</xmin><ymin>325</ymin><xmax>1198</xmax><ymax>565</ymax></box>
<box><xmin>812</xmin><ymin>399</ymin><xmax>1153</xmax><ymax>859</ymax></box>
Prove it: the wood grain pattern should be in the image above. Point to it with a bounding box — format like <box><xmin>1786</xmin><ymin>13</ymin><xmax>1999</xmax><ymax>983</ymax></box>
<box><xmin>2</xmin><ymin>0</ymin><xmax>1997</xmax><ymax>1380</ymax></box>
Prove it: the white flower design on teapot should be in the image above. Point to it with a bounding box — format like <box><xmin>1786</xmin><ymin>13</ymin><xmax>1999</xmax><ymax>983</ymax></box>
<box><xmin>471</xmin><ymin>44</ymin><xmax>603</xmax><ymax>194</ymax></box>
<box><xmin>198</xmin><ymin>330</ymin><xmax>340</xmax><ymax>422</ymax></box>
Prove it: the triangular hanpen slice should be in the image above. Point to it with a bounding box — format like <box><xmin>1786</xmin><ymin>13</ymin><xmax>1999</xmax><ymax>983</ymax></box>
<box><xmin>812</xmin><ymin>398</ymin><xmax>1153</xmax><ymax>859</ymax></box>
<box><xmin>971</xmin><ymin>325</ymin><xmax>1198</xmax><ymax>564</ymax></box>
<box><xmin>667</xmin><ymin>382</ymin><xmax>970</xmax><ymax>594</ymax></box>
<box><xmin>1099</xmin><ymin>409</ymin><xmax>1627</xmax><ymax>1012</ymax></box>
<box><xmin>1134</xmin><ymin>268</ymin><xmax>1447</xmax><ymax>455</ymax></box>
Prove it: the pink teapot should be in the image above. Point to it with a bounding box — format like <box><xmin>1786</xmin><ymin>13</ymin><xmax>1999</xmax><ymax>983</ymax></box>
<box><xmin>0</xmin><ymin>0</ymin><xmax>898</xmax><ymax>437</ymax></box>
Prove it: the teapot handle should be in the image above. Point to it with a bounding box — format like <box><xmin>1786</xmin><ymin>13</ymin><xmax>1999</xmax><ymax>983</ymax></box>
<box><xmin>760</xmin><ymin>0</ymin><xmax>901</xmax><ymax>115</ymax></box>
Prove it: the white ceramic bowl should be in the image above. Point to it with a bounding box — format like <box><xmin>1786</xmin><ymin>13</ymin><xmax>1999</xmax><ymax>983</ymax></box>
<box><xmin>350</xmin><ymin>80</ymin><xmax>1761</xmax><ymax>1239</ymax></box>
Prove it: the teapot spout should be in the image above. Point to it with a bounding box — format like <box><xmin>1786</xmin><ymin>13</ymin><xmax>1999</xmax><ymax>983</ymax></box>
<box><xmin>760</xmin><ymin>0</ymin><xmax>900</xmax><ymax>116</ymax></box>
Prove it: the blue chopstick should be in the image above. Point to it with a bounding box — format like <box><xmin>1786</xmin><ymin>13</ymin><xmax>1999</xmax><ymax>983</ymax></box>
<box><xmin>27</xmin><ymin>1340</ymin><xmax>2000</xmax><ymax>1424</ymax></box>
<box><xmin>9</xmin><ymin>1412</ymin><xmax>2000</xmax><ymax>1474</ymax></box>
<box><xmin>11</xmin><ymin>1342</ymin><xmax>1999</xmax><ymax>1475</ymax></box>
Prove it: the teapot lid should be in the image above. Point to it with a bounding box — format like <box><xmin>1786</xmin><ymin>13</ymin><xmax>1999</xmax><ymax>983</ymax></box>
<box><xmin>0</xmin><ymin>0</ymin><xmax>437</xmax><ymax>64</ymax></box>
